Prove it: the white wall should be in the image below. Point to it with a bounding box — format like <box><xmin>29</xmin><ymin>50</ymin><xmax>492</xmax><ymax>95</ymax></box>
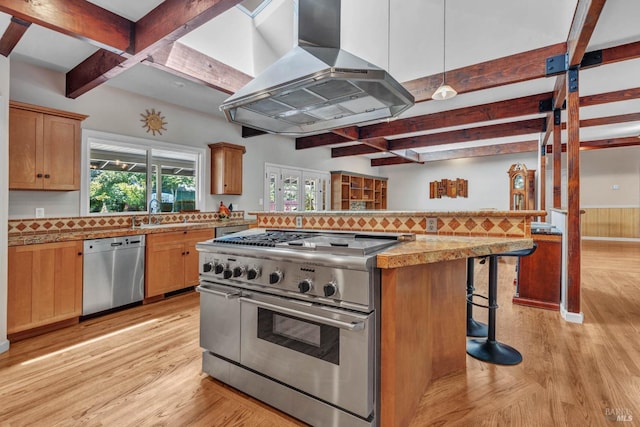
<box><xmin>1</xmin><ymin>55</ymin><xmax>9</xmax><ymax>353</ymax></box>
<box><xmin>8</xmin><ymin>59</ymin><xmax>375</xmax><ymax>219</ymax></box>
<box><xmin>383</xmin><ymin>152</ymin><xmax>538</xmax><ymax>210</ymax></box>
<box><xmin>544</xmin><ymin>146</ymin><xmax>640</xmax><ymax>209</ymax></box>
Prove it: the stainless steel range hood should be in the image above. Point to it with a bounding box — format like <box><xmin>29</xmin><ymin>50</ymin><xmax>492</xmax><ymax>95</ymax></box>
<box><xmin>220</xmin><ymin>0</ymin><xmax>414</xmax><ymax>135</ymax></box>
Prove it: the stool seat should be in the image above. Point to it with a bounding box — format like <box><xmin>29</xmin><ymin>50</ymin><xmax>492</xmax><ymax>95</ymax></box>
<box><xmin>466</xmin><ymin>244</ymin><xmax>537</xmax><ymax>365</ymax></box>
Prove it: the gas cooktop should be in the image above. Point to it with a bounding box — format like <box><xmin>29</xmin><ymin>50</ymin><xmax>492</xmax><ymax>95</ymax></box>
<box><xmin>210</xmin><ymin>229</ymin><xmax>414</xmax><ymax>257</ymax></box>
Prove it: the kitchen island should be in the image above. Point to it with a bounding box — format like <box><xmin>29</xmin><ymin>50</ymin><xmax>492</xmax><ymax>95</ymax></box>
<box><xmin>250</xmin><ymin>210</ymin><xmax>539</xmax><ymax>426</ymax></box>
<box><xmin>375</xmin><ymin>235</ymin><xmax>533</xmax><ymax>426</ymax></box>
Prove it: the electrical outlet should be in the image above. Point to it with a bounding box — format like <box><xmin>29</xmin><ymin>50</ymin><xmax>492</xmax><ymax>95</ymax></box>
<box><xmin>295</xmin><ymin>216</ymin><xmax>303</xmax><ymax>228</ymax></box>
<box><xmin>426</xmin><ymin>217</ymin><xmax>437</xmax><ymax>233</ymax></box>
<box><xmin>35</xmin><ymin>208</ymin><xmax>45</xmax><ymax>218</ymax></box>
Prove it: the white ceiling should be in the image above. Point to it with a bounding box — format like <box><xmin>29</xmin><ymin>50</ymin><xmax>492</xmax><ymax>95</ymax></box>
<box><xmin>2</xmin><ymin>0</ymin><xmax>640</xmax><ymax>155</ymax></box>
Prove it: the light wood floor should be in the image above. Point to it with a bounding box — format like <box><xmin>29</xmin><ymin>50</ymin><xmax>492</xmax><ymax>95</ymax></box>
<box><xmin>1</xmin><ymin>240</ymin><xmax>638</xmax><ymax>426</ymax></box>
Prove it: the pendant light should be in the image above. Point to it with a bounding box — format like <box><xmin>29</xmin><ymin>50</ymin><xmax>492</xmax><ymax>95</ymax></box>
<box><xmin>432</xmin><ymin>0</ymin><xmax>457</xmax><ymax>100</ymax></box>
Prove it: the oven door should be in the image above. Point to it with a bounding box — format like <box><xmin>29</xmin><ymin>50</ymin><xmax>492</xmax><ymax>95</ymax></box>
<box><xmin>239</xmin><ymin>293</ymin><xmax>375</xmax><ymax>418</ymax></box>
<box><xmin>197</xmin><ymin>282</ymin><xmax>242</xmax><ymax>362</ymax></box>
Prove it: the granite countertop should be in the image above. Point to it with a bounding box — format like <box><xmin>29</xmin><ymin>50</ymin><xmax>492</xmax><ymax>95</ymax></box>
<box><xmin>8</xmin><ymin>219</ymin><xmax>256</xmax><ymax>246</ymax></box>
<box><xmin>376</xmin><ymin>234</ymin><xmax>534</xmax><ymax>269</ymax></box>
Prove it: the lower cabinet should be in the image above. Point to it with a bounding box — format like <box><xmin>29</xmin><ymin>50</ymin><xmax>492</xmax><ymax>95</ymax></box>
<box><xmin>513</xmin><ymin>233</ymin><xmax>562</xmax><ymax>310</ymax></box>
<box><xmin>8</xmin><ymin>241</ymin><xmax>83</xmax><ymax>336</ymax></box>
<box><xmin>145</xmin><ymin>229</ymin><xmax>214</xmax><ymax>298</ymax></box>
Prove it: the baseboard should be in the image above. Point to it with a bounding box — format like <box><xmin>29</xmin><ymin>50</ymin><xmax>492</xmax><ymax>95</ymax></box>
<box><xmin>0</xmin><ymin>339</ymin><xmax>9</xmax><ymax>354</ymax></box>
<box><xmin>560</xmin><ymin>303</ymin><xmax>584</xmax><ymax>324</ymax></box>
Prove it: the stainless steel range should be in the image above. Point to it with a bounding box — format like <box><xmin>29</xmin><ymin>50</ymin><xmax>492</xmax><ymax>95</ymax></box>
<box><xmin>196</xmin><ymin>229</ymin><xmax>413</xmax><ymax>427</ymax></box>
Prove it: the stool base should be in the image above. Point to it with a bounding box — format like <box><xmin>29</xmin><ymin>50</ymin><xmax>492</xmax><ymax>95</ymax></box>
<box><xmin>466</xmin><ymin>318</ymin><xmax>488</xmax><ymax>337</ymax></box>
<box><xmin>466</xmin><ymin>339</ymin><xmax>523</xmax><ymax>365</ymax></box>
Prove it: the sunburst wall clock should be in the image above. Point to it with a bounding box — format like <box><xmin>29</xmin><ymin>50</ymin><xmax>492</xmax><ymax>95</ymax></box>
<box><xmin>140</xmin><ymin>108</ymin><xmax>168</xmax><ymax>136</ymax></box>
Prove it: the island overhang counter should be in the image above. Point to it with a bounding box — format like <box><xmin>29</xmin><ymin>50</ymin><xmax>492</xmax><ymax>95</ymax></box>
<box><xmin>375</xmin><ymin>234</ymin><xmax>534</xmax><ymax>427</ymax></box>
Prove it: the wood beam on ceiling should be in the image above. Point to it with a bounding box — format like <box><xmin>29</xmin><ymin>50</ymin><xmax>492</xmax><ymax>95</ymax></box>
<box><xmin>402</xmin><ymin>43</ymin><xmax>567</xmax><ymax>103</ymax></box>
<box><xmin>297</xmin><ymin>133</ymin><xmax>351</xmax><ymax>149</ymax></box>
<box><xmin>147</xmin><ymin>42</ymin><xmax>252</xmax><ymax>94</ymax></box>
<box><xmin>0</xmin><ymin>17</ymin><xmax>30</xmax><ymax>57</ymax></box>
<box><xmin>370</xmin><ymin>157</ymin><xmax>416</xmax><ymax>166</ymax></box>
<box><xmin>66</xmin><ymin>0</ymin><xmax>243</xmax><ymax>99</ymax></box>
<box><xmin>415</xmin><ymin>140</ymin><xmax>539</xmax><ymax>163</ymax></box>
<box><xmin>388</xmin><ymin>118</ymin><xmax>546</xmax><ymax>151</ymax></box>
<box><xmin>546</xmin><ymin>136</ymin><xmax>640</xmax><ymax>153</ymax></box>
<box><xmin>567</xmin><ymin>0</ymin><xmax>608</xmax><ymax>67</ymax></box>
<box><xmin>0</xmin><ymin>0</ymin><xmax>132</xmax><ymax>53</ymax></box>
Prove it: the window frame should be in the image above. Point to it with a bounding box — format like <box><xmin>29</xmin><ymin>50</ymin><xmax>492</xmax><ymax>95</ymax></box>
<box><xmin>81</xmin><ymin>129</ymin><xmax>206</xmax><ymax>216</ymax></box>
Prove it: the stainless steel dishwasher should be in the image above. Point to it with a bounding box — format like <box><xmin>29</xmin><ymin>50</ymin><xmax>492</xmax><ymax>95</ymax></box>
<box><xmin>83</xmin><ymin>235</ymin><xmax>145</xmax><ymax>316</ymax></box>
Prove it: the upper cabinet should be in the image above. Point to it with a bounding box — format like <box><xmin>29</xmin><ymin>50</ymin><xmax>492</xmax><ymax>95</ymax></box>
<box><xmin>9</xmin><ymin>101</ymin><xmax>88</xmax><ymax>191</ymax></box>
<box><xmin>209</xmin><ymin>142</ymin><xmax>245</xmax><ymax>195</ymax></box>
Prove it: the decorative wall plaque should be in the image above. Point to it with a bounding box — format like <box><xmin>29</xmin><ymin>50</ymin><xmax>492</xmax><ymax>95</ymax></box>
<box><xmin>140</xmin><ymin>108</ymin><xmax>168</xmax><ymax>136</ymax></box>
<box><xmin>429</xmin><ymin>178</ymin><xmax>468</xmax><ymax>199</ymax></box>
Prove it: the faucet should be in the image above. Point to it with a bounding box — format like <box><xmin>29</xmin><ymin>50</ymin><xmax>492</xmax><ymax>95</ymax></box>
<box><xmin>148</xmin><ymin>198</ymin><xmax>159</xmax><ymax>225</ymax></box>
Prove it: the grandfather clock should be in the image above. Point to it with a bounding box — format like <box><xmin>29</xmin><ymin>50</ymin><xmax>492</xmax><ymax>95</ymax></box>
<box><xmin>508</xmin><ymin>163</ymin><xmax>536</xmax><ymax>210</ymax></box>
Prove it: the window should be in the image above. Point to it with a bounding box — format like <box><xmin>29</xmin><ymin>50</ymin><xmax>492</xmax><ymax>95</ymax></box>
<box><xmin>82</xmin><ymin>131</ymin><xmax>204</xmax><ymax>215</ymax></box>
<box><xmin>264</xmin><ymin>163</ymin><xmax>329</xmax><ymax>212</ymax></box>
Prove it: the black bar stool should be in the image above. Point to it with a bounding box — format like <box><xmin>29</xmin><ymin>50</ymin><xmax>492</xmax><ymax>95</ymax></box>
<box><xmin>466</xmin><ymin>244</ymin><xmax>537</xmax><ymax>365</ymax></box>
<box><xmin>466</xmin><ymin>257</ymin><xmax>488</xmax><ymax>337</ymax></box>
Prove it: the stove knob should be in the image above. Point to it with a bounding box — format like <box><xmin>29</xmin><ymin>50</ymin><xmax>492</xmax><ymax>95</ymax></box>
<box><xmin>203</xmin><ymin>262</ymin><xmax>213</xmax><ymax>273</ymax></box>
<box><xmin>269</xmin><ymin>270</ymin><xmax>283</xmax><ymax>285</ymax></box>
<box><xmin>323</xmin><ymin>283</ymin><xmax>337</xmax><ymax>297</ymax></box>
<box><xmin>214</xmin><ymin>263</ymin><xmax>224</xmax><ymax>274</ymax></box>
<box><xmin>233</xmin><ymin>266</ymin><xmax>246</xmax><ymax>277</ymax></box>
<box><xmin>298</xmin><ymin>279</ymin><xmax>313</xmax><ymax>293</ymax></box>
<box><xmin>247</xmin><ymin>267</ymin><xmax>261</xmax><ymax>280</ymax></box>
<box><xmin>223</xmin><ymin>268</ymin><xmax>233</xmax><ymax>279</ymax></box>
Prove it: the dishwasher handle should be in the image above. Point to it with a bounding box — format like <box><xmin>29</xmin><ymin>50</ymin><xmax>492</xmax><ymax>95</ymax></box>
<box><xmin>110</xmin><ymin>242</ymin><xmax>124</xmax><ymax>247</ymax></box>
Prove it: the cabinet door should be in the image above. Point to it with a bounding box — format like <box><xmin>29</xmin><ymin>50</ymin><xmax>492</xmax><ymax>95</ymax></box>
<box><xmin>43</xmin><ymin>114</ymin><xmax>81</xmax><ymax>190</ymax></box>
<box><xmin>146</xmin><ymin>238</ymin><xmax>186</xmax><ymax>298</ymax></box>
<box><xmin>184</xmin><ymin>229</ymin><xmax>214</xmax><ymax>286</ymax></box>
<box><xmin>9</xmin><ymin>108</ymin><xmax>44</xmax><ymax>190</ymax></box>
<box><xmin>8</xmin><ymin>241</ymin><xmax>83</xmax><ymax>334</ymax></box>
<box><xmin>223</xmin><ymin>147</ymin><xmax>243</xmax><ymax>194</ymax></box>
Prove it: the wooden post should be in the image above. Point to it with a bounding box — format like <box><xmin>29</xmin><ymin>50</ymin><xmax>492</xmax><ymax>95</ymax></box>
<box><xmin>553</xmin><ymin>109</ymin><xmax>562</xmax><ymax>208</ymax></box>
<box><xmin>566</xmin><ymin>68</ymin><xmax>581</xmax><ymax>313</ymax></box>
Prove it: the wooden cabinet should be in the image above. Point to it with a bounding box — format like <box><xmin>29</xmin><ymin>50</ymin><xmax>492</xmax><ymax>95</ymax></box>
<box><xmin>145</xmin><ymin>229</ymin><xmax>214</xmax><ymax>298</ymax></box>
<box><xmin>513</xmin><ymin>233</ymin><xmax>561</xmax><ymax>310</ymax></box>
<box><xmin>9</xmin><ymin>101</ymin><xmax>88</xmax><ymax>191</ymax></box>
<box><xmin>507</xmin><ymin>163</ymin><xmax>536</xmax><ymax>210</ymax></box>
<box><xmin>8</xmin><ymin>241</ymin><xmax>83</xmax><ymax>337</ymax></box>
<box><xmin>331</xmin><ymin>171</ymin><xmax>388</xmax><ymax>210</ymax></box>
<box><xmin>209</xmin><ymin>142</ymin><xmax>245</xmax><ymax>195</ymax></box>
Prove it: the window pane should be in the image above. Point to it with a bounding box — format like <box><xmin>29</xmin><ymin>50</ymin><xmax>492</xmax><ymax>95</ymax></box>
<box><xmin>283</xmin><ymin>174</ymin><xmax>299</xmax><ymax>212</ymax></box>
<box><xmin>305</xmin><ymin>178</ymin><xmax>317</xmax><ymax>211</ymax></box>
<box><xmin>89</xmin><ymin>144</ymin><xmax>147</xmax><ymax>213</ymax></box>
<box><xmin>269</xmin><ymin>172</ymin><xmax>277</xmax><ymax>212</ymax></box>
<box><xmin>152</xmin><ymin>149</ymin><xmax>197</xmax><ymax>212</ymax></box>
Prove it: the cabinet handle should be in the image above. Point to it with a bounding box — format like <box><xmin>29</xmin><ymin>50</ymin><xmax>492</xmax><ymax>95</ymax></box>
<box><xmin>182</xmin><ymin>251</ymin><xmax>185</xmax><ymax>255</ymax></box>
<box><xmin>44</xmin><ymin>174</ymin><xmax>50</xmax><ymax>178</ymax></box>
<box><xmin>36</xmin><ymin>173</ymin><xmax>43</xmax><ymax>178</ymax></box>
<box><xmin>186</xmin><ymin>251</ymin><xmax>190</xmax><ymax>255</ymax></box>
<box><xmin>78</xmin><ymin>252</ymin><xmax>82</xmax><ymax>256</ymax></box>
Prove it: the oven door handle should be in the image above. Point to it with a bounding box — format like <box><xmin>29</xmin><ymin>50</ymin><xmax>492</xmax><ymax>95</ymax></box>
<box><xmin>240</xmin><ymin>297</ymin><xmax>365</xmax><ymax>331</ymax></box>
<box><xmin>196</xmin><ymin>285</ymin><xmax>242</xmax><ymax>299</ymax></box>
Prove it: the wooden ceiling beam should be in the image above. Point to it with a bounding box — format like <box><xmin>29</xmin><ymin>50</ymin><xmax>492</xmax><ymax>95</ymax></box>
<box><xmin>567</xmin><ymin>0</ymin><xmax>608</xmax><ymax>67</ymax></box>
<box><xmin>147</xmin><ymin>42</ymin><xmax>251</xmax><ymax>94</ymax></box>
<box><xmin>332</xmin><ymin>144</ymin><xmax>380</xmax><ymax>158</ymax></box>
<box><xmin>0</xmin><ymin>0</ymin><xmax>132</xmax><ymax>53</ymax></box>
<box><xmin>297</xmin><ymin>133</ymin><xmax>351</xmax><ymax>149</ymax></box>
<box><xmin>358</xmin><ymin>92</ymin><xmax>552</xmax><ymax>140</ymax></box>
<box><xmin>0</xmin><ymin>17</ymin><xmax>30</xmax><ymax>57</ymax></box>
<box><xmin>388</xmin><ymin>118</ymin><xmax>546</xmax><ymax>151</ymax></box>
<box><xmin>331</xmin><ymin>126</ymin><xmax>360</xmax><ymax>140</ymax></box>
<box><xmin>134</xmin><ymin>0</ymin><xmax>243</xmax><ymax>54</ymax></box>
<box><xmin>66</xmin><ymin>0</ymin><xmax>243</xmax><ymax>99</ymax></box>
<box><xmin>402</xmin><ymin>43</ymin><xmax>567</xmax><ymax>103</ymax></box>
<box><xmin>419</xmin><ymin>140</ymin><xmax>539</xmax><ymax>163</ymax></box>
<box><xmin>370</xmin><ymin>157</ymin><xmax>416</xmax><ymax>166</ymax></box>
<box><xmin>546</xmin><ymin>136</ymin><xmax>640</xmax><ymax>153</ymax></box>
